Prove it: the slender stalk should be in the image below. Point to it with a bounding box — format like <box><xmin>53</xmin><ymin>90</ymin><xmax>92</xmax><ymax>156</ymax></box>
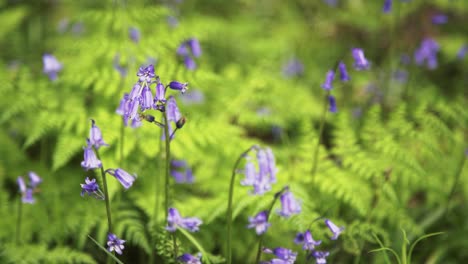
<box><xmin>94</xmin><ymin>148</ymin><xmax>113</xmax><ymax>233</ymax></box>
<box><xmin>150</xmin><ymin>127</ymin><xmax>164</xmax><ymax>264</ymax></box>
<box><xmin>172</xmin><ymin>232</ymin><xmax>179</xmax><ymax>262</ymax></box>
<box><xmin>254</xmin><ymin>188</ymin><xmax>286</xmax><ymax>264</ymax></box>
<box><xmin>226</xmin><ymin>147</ymin><xmax>254</xmax><ymax>264</ymax></box>
<box><xmin>445</xmin><ymin>152</ymin><xmax>466</xmax><ymax>216</ymax></box>
<box><xmin>119</xmin><ymin>121</ymin><xmax>125</xmax><ymax>167</ymax></box>
<box><xmin>16</xmin><ymin>198</ymin><xmax>22</xmax><ymax>245</ymax></box>
<box><xmin>311</xmin><ymin>91</ymin><xmax>330</xmax><ymax>177</ymax></box>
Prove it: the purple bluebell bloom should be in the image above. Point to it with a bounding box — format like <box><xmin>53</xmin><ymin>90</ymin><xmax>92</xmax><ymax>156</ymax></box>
<box><xmin>338</xmin><ymin>62</ymin><xmax>350</xmax><ymax>81</ymax></box>
<box><xmin>277</xmin><ymin>190</ymin><xmax>301</xmax><ymax>217</ymax></box>
<box><xmin>177</xmin><ymin>43</ymin><xmax>190</xmax><ymax>56</ymax></box>
<box><xmin>166</xmin><ymin>208</ymin><xmax>203</xmax><ymax>232</ymax></box>
<box><xmin>312</xmin><ymin>251</ymin><xmax>329</xmax><ymax>264</ymax></box>
<box><xmin>169</xmin><ymin>81</ymin><xmax>189</xmax><ymax>93</ymax></box>
<box><xmin>248</xmin><ymin>211</ymin><xmax>271</xmax><ymax>235</ymax></box>
<box><xmin>432</xmin><ymin>14</ymin><xmax>448</xmax><ymax>25</ymax></box>
<box><xmin>184</xmin><ymin>56</ymin><xmax>197</xmax><ymax>70</ymax></box>
<box><xmin>321</xmin><ymin>70</ymin><xmax>335</xmax><ymax>90</ymax></box>
<box><xmin>328</xmin><ymin>95</ymin><xmax>337</xmax><ymax>113</ymax></box>
<box><xmin>166</xmin><ymin>96</ymin><xmax>182</xmax><ymax>122</ymax></box>
<box><xmin>28</xmin><ymin>171</ymin><xmax>42</xmax><ymax>188</ymax></box>
<box><xmin>106</xmin><ymin>168</ymin><xmax>136</xmax><ymax>189</ymax></box>
<box><xmin>129</xmin><ymin>27</ymin><xmax>140</xmax><ymax>43</ymax></box>
<box><xmin>265</xmin><ymin>148</ymin><xmax>277</xmax><ymax>183</ymax></box>
<box><xmin>80</xmin><ymin>177</ymin><xmax>104</xmax><ymax>199</ymax></box>
<box><xmin>17</xmin><ymin>176</ymin><xmax>26</xmax><ymax>193</ymax></box>
<box><xmin>89</xmin><ymin>120</ymin><xmax>108</xmax><ymax>149</ymax></box>
<box><xmin>457</xmin><ymin>44</ymin><xmax>467</xmax><ymax>60</ymax></box>
<box><xmin>107</xmin><ymin>233</ymin><xmax>125</xmax><ymax>255</ymax></box>
<box><xmin>22</xmin><ymin>189</ymin><xmax>35</xmax><ymax>204</ymax></box>
<box><xmin>42</xmin><ymin>54</ymin><xmax>63</xmax><ymax>80</ymax></box>
<box><xmin>241</xmin><ymin>147</ymin><xmax>277</xmax><ymax>195</ymax></box>
<box><xmin>81</xmin><ymin>141</ymin><xmax>102</xmax><ymax>170</ymax></box>
<box><xmin>178</xmin><ymin>253</ymin><xmax>202</xmax><ymax>264</ymax></box>
<box><xmin>282</xmin><ymin>58</ymin><xmax>304</xmax><ymax>77</ymax></box>
<box><xmin>188</xmin><ymin>38</ymin><xmax>202</xmax><ymax>58</ymax></box>
<box><xmin>263</xmin><ymin>247</ymin><xmax>297</xmax><ymax>263</ymax></box>
<box><xmin>131</xmin><ymin>117</ymin><xmax>142</xmax><ymax>128</ymax></box>
<box><xmin>294</xmin><ymin>230</ymin><xmax>321</xmax><ymax>250</ymax></box>
<box><xmin>129</xmin><ymin>83</ymin><xmax>144</xmax><ymax>100</ymax></box>
<box><xmin>383</xmin><ymin>0</ymin><xmax>392</xmax><ymax>13</ymax></box>
<box><xmin>140</xmin><ymin>85</ymin><xmax>154</xmax><ymax>110</ymax></box>
<box><xmin>116</xmin><ymin>93</ymin><xmax>129</xmax><ymax>116</ymax></box>
<box><xmin>325</xmin><ymin>219</ymin><xmax>345</xmax><ymax>240</ymax></box>
<box><xmin>241</xmin><ymin>159</ymin><xmax>257</xmax><ymax>186</ymax></box>
<box><xmin>414</xmin><ymin>38</ymin><xmax>439</xmax><ymax>70</ymax></box>
<box><xmin>352</xmin><ymin>48</ymin><xmax>370</xmax><ymax>70</ymax></box>
<box><xmin>154</xmin><ymin>81</ymin><xmax>166</xmax><ymax>104</ymax></box>
<box><xmin>171</xmin><ymin>160</ymin><xmax>195</xmax><ymax>184</ymax></box>
<box><xmin>137</xmin><ymin>64</ymin><xmax>155</xmax><ymax>83</ymax></box>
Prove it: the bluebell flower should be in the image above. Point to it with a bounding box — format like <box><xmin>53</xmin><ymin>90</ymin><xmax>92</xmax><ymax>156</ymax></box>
<box><xmin>131</xmin><ymin>117</ymin><xmax>142</xmax><ymax>128</ymax></box>
<box><xmin>22</xmin><ymin>189</ymin><xmax>35</xmax><ymax>204</ymax></box>
<box><xmin>129</xmin><ymin>27</ymin><xmax>140</xmax><ymax>43</ymax></box>
<box><xmin>241</xmin><ymin>147</ymin><xmax>278</xmax><ymax>195</ymax></box>
<box><xmin>140</xmin><ymin>85</ymin><xmax>154</xmax><ymax>110</ymax></box>
<box><xmin>107</xmin><ymin>233</ymin><xmax>125</xmax><ymax>255</ymax></box>
<box><xmin>311</xmin><ymin>251</ymin><xmax>329</xmax><ymax>264</ymax></box>
<box><xmin>80</xmin><ymin>177</ymin><xmax>104</xmax><ymax>199</ymax></box>
<box><xmin>89</xmin><ymin>120</ymin><xmax>108</xmax><ymax>149</ymax></box>
<box><xmin>166</xmin><ymin>208</ymin><xmax>202</xmax><ymax>232</ymax></box>
<box><xmin>282</xmin><ymin>58</ymin><xmax>304</xmax><ymax>78</ymax></box>
<box><xmin>321</xmin><ymin>70</ymin><xmax>335</xmax><ymax>90</ymax></box>
<box><xmin>248</xmin><ymin>211</ymin><xmax>271</xmax><ymax>235</ymax></box>
<box><xmin>137</xmin><ymin>64</ymin><xmax>155</xmax><ymax>83</ymax></box>
<box><xmin>414</xmin><ymin>38</ymin><xmax>439</xmax><ymax>70</ymax></box>
<box><xmin>294</xmin><ymin>230</ymin><xmax>321</xmax><ymax>250</ymax></box>
<box><xmin>277</xmin><ymin>190</ymin><xmax>301</xmax><ymax>218</ymax></box>
<box><xmin>129</xmin><ymin>83</ymin><xmax>144</xmax><ymax>100</ymax></box>
<box><xmin>171</xmin><ymin>159</ymin><xmax>195</xmax><ymax>183</ymax></box>
<box><xmin>178</xmin><ymin>253</ymin><xmax>202</xmax><ymax>264</ymax></box>
<box><xmin>184</xmin><ymin>56</ymin><xmax>197</xmax><ymax>70</ymax></box>
<box><xmin>240</xmin><ymin>159</ymin><xmax>257</xmax><ymax>186</ymax></box>
<box><xmin>177</xmin><ymin>43</ymin><xmax>190</xmax><ymax>56</ymax></box>
<box><xmin>325</xmin><ymin>219</ymin><xmax>344</xmax><ymax>240</ymax></box>
<box><xmin>328</xmin><ymin>95</ymin><xmax>337</xmax><ymax>113</ymax></box>
<box><xmin>169</xmin><ymin>81</ymin><xmax>189</xmax><ymax>93</ymax></box>
<box><xmin>106</xmin><ymin>168</ymin><xmax>136</xmax><ymax>189</ymax></box>
<box><xmin>265</xmin><ymin>148</ymin><xmax>277</xmax><ymax>183</ymax></box>
<box><xmin>28</xmin><ymin>171</ymin><xmax>42</xmax><ymax>188</ymax></box>
<box><xmin>116</xmin><ymin>93</ymin><xmax>129</xmax><ymax>116</ymax></box>
<box><xmin>263</xmin><ymin>247</ymin><xmax>297</xmax><ymax>264</ymax></box>
<box><xmin>42</xmin><ymin>54</ymin><xmax>63</xmax><ymax>80</ymax></box>
<box><xmin>81</xmin><ymin>141</ymin><xmax>102</xmax><ymax>170</ymax></box>
<box><xmin>457</xmin><ymin>44</ymin><xmax>467</xmax><ymax>60</ymax></box>
<box><xmin>352</xmin><ymin>48</ymin><xmax>370</xmax><ymax>70</ymax></box>
<box><xmin>383</xmin><ymin>0</ymin><xmax>392</xmax><ymax>13</ymax></box>
<box><xmin>154</xmin><ymin>80</ymin><xmax>166</xmax><ymax>104</ymax></box>
<box><xmin>166</xmin><ymin>96</ymin><xmax>182</xmax><ymax>122</ymax></box>
<box><xmin>338</xmin><ymin>62</ymin><xmax>350</xmax><ymax>81</ymax></box>
<box><xmin>188</xmin><ymin>38</ymin><xmax>202</xmax><ymax>58</ymax></box>
<box><xmin>432</xmin><ymin>14</ymin><xmax>448</xmax><ymax>25</ymax></box>
<box><xmin>17</xmin><ymin>176</ymin><xmax>26</xmax><ymax>194</ymax></box>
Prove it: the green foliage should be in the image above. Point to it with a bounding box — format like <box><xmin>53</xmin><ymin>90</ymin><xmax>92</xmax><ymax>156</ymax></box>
<box><xmin>0</xmin><ymin>0</ymin><xmax>467</xmax><ymax>263</ymax></box>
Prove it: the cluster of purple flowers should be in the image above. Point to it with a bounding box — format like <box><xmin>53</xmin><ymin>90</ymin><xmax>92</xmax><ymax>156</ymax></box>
<box><xmin>80</xmin><ymin>120</ymin><xmax>136</xmax><ymax>196</ymax></box>
<box><xmin>42</xmin><ymin>54</ymin><xmax>62</xmax><ymax>81</ymax></box>
<box><xmin>261</xmin><ymin>247</ymin><xmax>297</xmax><ymax>264</ymax></box>
<box><xmin>116</xmin><ymin>64</ymin><xmax>188</xmax><ymax>130</ymax></box>
<box><xmin>17</xmin><ymin>172</ymin><xmax>42</xmax><ymax>204</ymax></box>
<box><xmin>414</xmin><ymin>38</ymin><xmax>440</xmax><ymax>70</ymax></box>
<box><xmin>241</xmin><ymin>146</ymin><xmax>278</xmax><ymax>195</ymax></box>
<box><xmin>171</xmin><ymin>159</ymin><xmax>194</xmax><ymax>184</ymax></box>
<box><xmin>177</xmin><ymin>38</ymin><xmax>202</xmax><ymax>70</ymax></box>
<box><xmin>166</xmin><ymin>208</ymin><xmax>202</xmax><ymax>232</ymax></box>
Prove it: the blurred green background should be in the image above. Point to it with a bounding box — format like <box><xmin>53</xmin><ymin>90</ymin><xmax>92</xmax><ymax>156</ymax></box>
<box><xmin>0</xmin><ymin>0</ymin><xmax>467</xmax><ymax>263</ymax></box>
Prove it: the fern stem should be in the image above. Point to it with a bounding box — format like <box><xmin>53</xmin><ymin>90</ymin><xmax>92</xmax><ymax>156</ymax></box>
<box><xmin>227</xmin><ymin>146</ymin><xmax>253</xmax><ymax>264</ymax></box>
<box><xmin>163</xmin><ymin>112</ymin><xmax>171</xmax><ymax>221</ymax></box>
<box><xmin>15</xmin><ymin>197</ymin><xmax>22</xmax><ymax>245</ymax></box>
<box><xmin>311</xmin><ymin>90</ymin><xmax>330</xmax><ymax>177</ymax></box>
<box><xmin>254</xmin><ymin>188</ymin><xmax>286</xmax><ymax>264</ymax></box>
<box><xmin>94</xmin><ymin>148</ymin><xmax>113</xmax><ymax>233</ymax></box>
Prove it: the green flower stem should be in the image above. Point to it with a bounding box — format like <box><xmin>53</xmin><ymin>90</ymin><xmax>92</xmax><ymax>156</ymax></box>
<box><xmin>311</xmin><ymin>90</ymin><xmax>330</xmax><ymax>177</ymax></box>
<box><xmin>119</xmin><ymin>121</ymin><xmax>125</xmax><ymax>168</ymax></box>
<box><xmin>94</xmin><ymin>148</ymin><xmax>113</xmax><ymax>233</ymax></box>
<box><xmin>150</xmin><ymin>128</ymin><xmax>164</xmax><ymax>264</ymax></box>
<box><xmin>172</xmin><ymin>232</ymin><xmax>179</xmax><ymax>262</ymax></box>
<box><xmin>226</xmin><ymin>147</ymin><xmax>253</xmax><ymax>264</ymax></box>
<box><xmin>254</xmin><ymin>188</ymin><xmax>287</xmax><ymax>264</ymax></box>
<box><xmin>16</xmin><ymin>197</ymin><xmax>22</xmax><ymax>245</ymax></box>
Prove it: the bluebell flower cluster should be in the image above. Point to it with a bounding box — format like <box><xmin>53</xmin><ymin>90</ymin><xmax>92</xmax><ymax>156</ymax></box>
<box><xmin>171</xmin><ymin>159</ymin><xmax>194</xmax><ymax>184</ymax></box>
<box><xmin>261</xmin><ymin>247</ymin><xmax>297</xmax><ymax>264</ymax></box>
<box><xmin>414</xmin><ymin>38</ymin><xmax>440</xmax><ymax>70</ymax></box>
<box><xmin>351</xmin><ymin>48</ymin><xmax>370</xmax><ymax>70</ymax></box>
<box><xmin>42</xmin><ymin>54</ymin><xmax>62</xmax><ymax>80</ymax></box>
<box><xmin>166</xmin><ymin>208</ymin><xmax>203</xmax><ymax>232</ymax></box>
<box><xmin>240</xmin><ymin>146</ymin><xmax>277</xmax><ymax>195</ymax></box>
<box><xmin>116</xmin><ymin>64</ymin><xmax>187</xmax><ymax>130</ymax></box>
<box><xmin>277</xmin><ymin>189</ymin><xmax>301</xmax><ymax>218</ymax></box>
<box><xmin>177</xmin><ymin>38</ymin><xmax>202</xmax><ymax>70</ymax></box>
<box><xmin>17</xmin><ymin>172</ymin><xmax>42</xmax><ymax>204</ymax></box>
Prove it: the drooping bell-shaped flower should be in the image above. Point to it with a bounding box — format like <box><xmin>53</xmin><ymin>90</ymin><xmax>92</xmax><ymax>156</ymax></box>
<box><xmin>311</xmin><ymin>251</ymin><xmax>329</xmax><ymax>264</ymax></box>
<box><xmin>265</xmin><ymin>148</ymin><xmax>277</xmax><ymax>183</ymax></box>
<box><xmin>80</xmin><ymin>177</ymin><xmax>104</xmax><ymax>199</ymax></box>
<box><xmin>116</xmin><ymin>93</ymin><xmax>129</xmax><ymax>116</ymax></box>
<box><xmin>140</xmin><ymin>85</ymin><xmax>154</xmax><ymax>110</ymax></box>
<box><xmin>383</xmin><ymin>0</ymin><xmax>392</xmax><ymax>13</ymax></box>
<box><xmin>241</xmin><ymin>159</ymin><xmax>257</xmax><ymax>186</ymax></box>
<box><xmin>263</xmin><ymin>247</ymin><xmax>297</xmax><ymax>263</ymax></box>
<box><xmin>325</xmin><ymin>219</ymin><xmax>345</xmax><ymax>240</ymax></box>
<box><xmin>129</xmin><ymin>83</ymin><xmax>144</xmax><ymax>100</ymax></box>
<box><xmin>188</xmin><ymin>38</ymin><xmax>202</xmax><ymax>58</ymax></box>
<box><xmin>169</xmin><ymin>81</ymin><xmax>189</xmax><ymax>93</ymax></box>
<box><xmin>166</xmin><ymin>96</ymin><xmax>182</xmax><ymax>122</ymax></box>
<box><xmin>178</xmin><ymin>253</ymin><xmax>202</xmax><ymax>264</ymax></box>
<box><xmin>28</xmin><ymin>171</ymin><xmax>42</xmax><ymax>188</ymax></box>
<box><xmin>166</xmin><ymin>208</ymin><xmax>202</xmax><ymax>232</ymax></box>
<box><xmin>177</xmin><ymin>43</ymin><xmax>189</xmax><ymax>56</ymax></box>
<box><xmin>432</xmin><ymin>14</ymin><xmax>448</xmax><ymax>25</ymax></box>
<box><xmin>294</xmin><ymin>230</ymin><xmax>321</xmax><ymax>250</ymax></box>
<box><xmin>106</xmin><ymin>168</ymin><xmax>136</xmax><ymax>189</ymax></box>
<box><xmin>22</xmin><ymin>189</ymin><xmax>35</xmax><ymax>204</ymax></box>
<box><xmin>137</xmin><ymin>64</ymin><xmax>155</xmax><ymax>83</ymax></box>
<box><xmin>129</xmin><ymin>27</ymin><xmax>140</xmax><ymax>43</ymax></box>
<box><xmin>248</xmin><ymin>211</ymin><xmax>271</xmax><ymax>235</ymax></box>
<box><xmin>184</xmin><ymin>56</ymin><xmax>197</xmax><ymax>70</ymax></box>
<box><xmin>107</xmin><ymin>233</ymin><xmax>126</xmax><ymax>255</ymax></box>
<box><xmin>171</xmin><ymin>159</ymin><xmax>195</xmax><ymax>184</ymax></box>
<box><xmin>89</xmin><ymin>120</ymin><xmax>108</xmax><ymax>149</ymax></box>
<box><xmin>81</xmin><ymin>141</ymin><xmax>102</xmax><ymax>171</ymax></box>
<box><xmin>277</xmin><ymin>190</ymin><xmax>301</xmax><ymax>218</ymax></box>
<box><xmin>321</xmin><ymin>70</ymin><xmax>335</xmax><ymax>90</ymax></box>
<box><xmin>154</xmin><ymin>80</ymin><xmax>166</xmax><ymax>103</ymax></box>
<box><xmin>43</xmin><ymin>54</ymin><xmax>63</xmax><ymax>81</ymax></box>
<box><xmin>352</xmin><ymin>48</ymin><xmax>370</xmax><ymax>70</ymax></box>
<box><xmin>338</xmin><ymin>61</ymin><xmax>350</xmax><ymax>81</ymax></box>
<box><xmin>328</xmin><ymin>95</ymin><xmax>337</xmax><ymax>113</ymax></box>
<box><xmin>17</xmin><ymin>176</ymin><xmax>26</xmax><ymax>193</ymax></box>
<box><xmin>414</xmin><ymin>38</ymin><xmax>440</xmax><ymax>70</ymax></box>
